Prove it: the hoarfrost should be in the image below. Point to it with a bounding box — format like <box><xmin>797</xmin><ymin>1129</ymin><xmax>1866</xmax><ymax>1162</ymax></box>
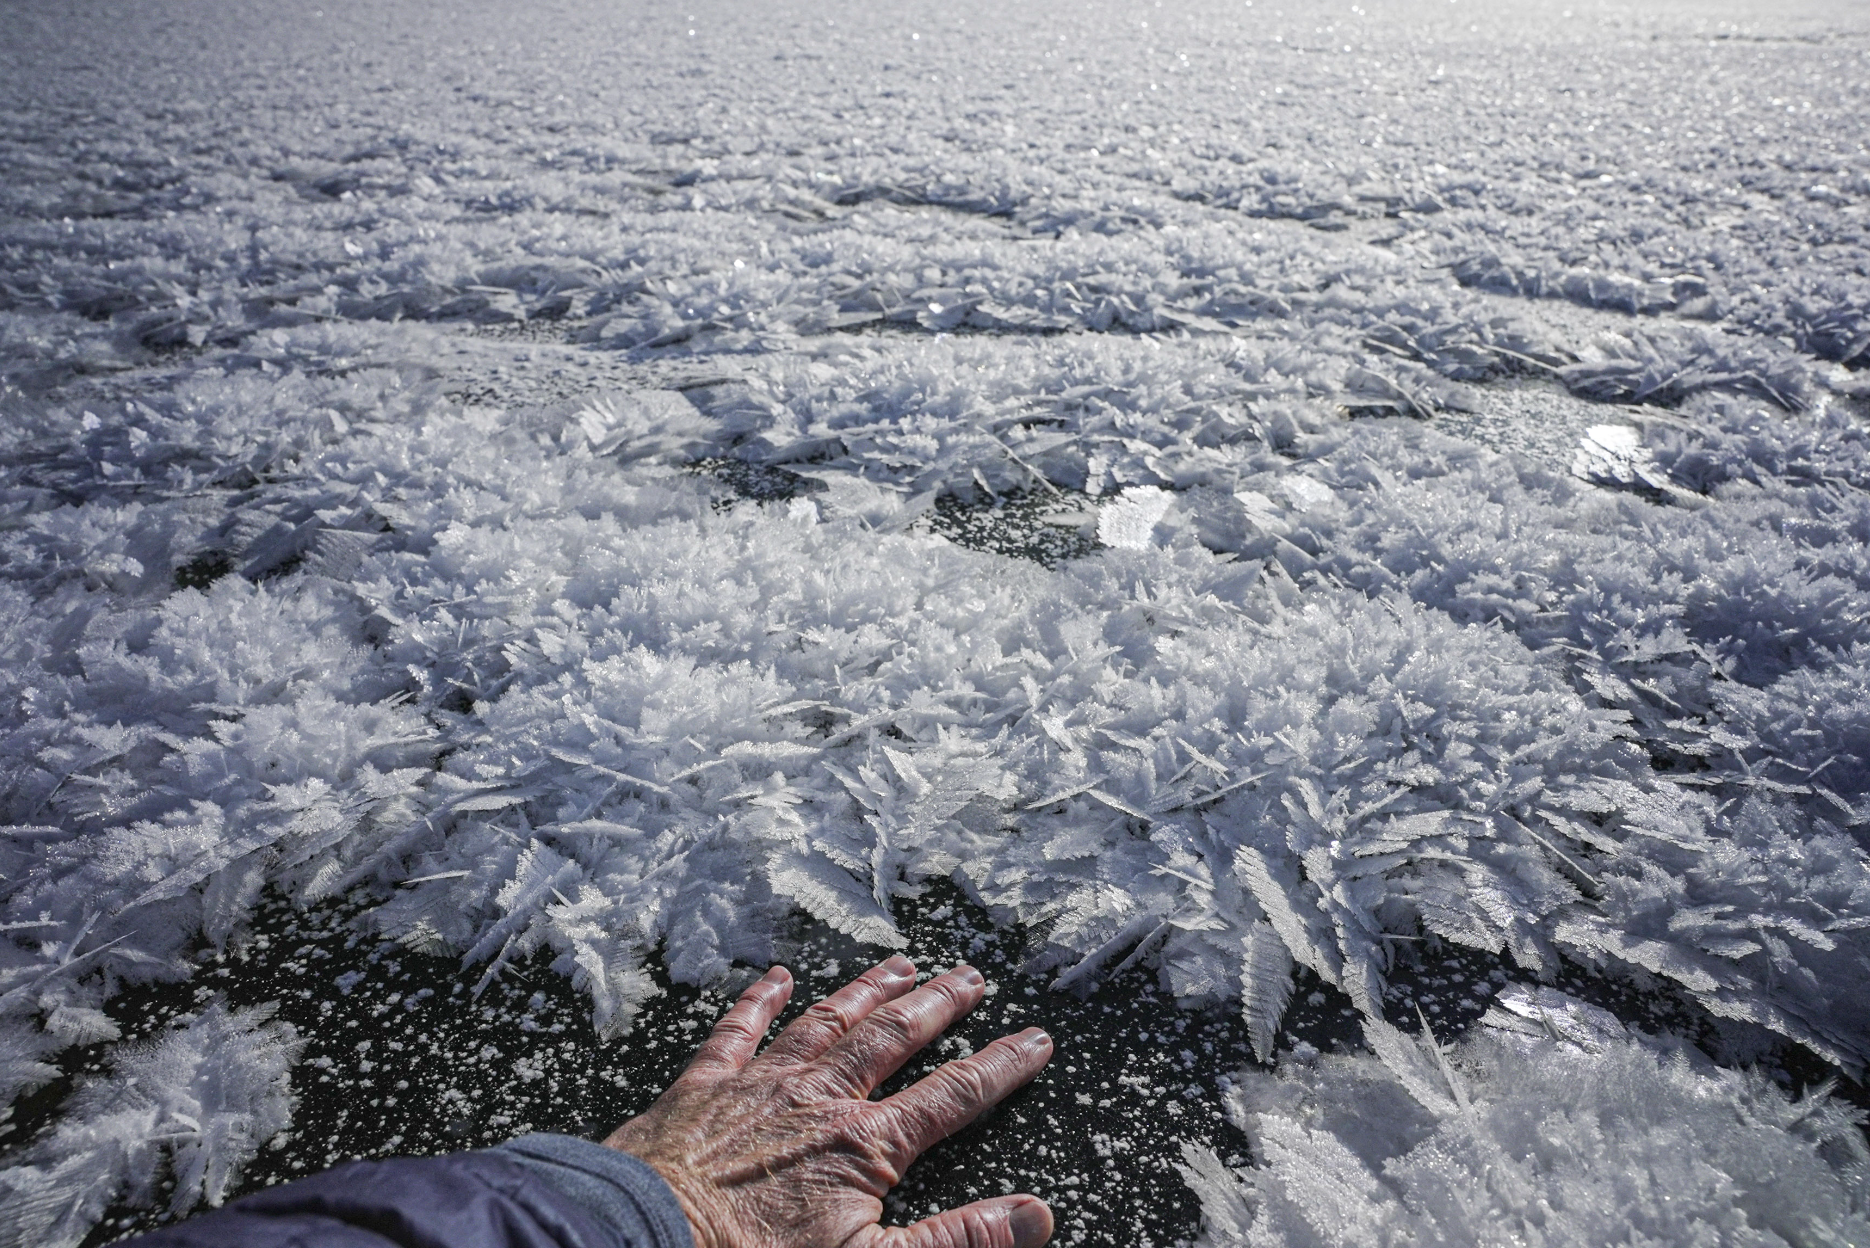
<box><xmin>1182</xmin><ymin>1011</ymin><xmax>1870</xmax><ymax>1247</ymax></box>
<box><xmin>3</xmin><ymin>0</ymin><xmax>1868</xmax><ymax>1238</ymax></box>
<box><xmin>0</xmin><ymin>1002</ymin><xmax>299</xmax><ymax>1248</ymax></box>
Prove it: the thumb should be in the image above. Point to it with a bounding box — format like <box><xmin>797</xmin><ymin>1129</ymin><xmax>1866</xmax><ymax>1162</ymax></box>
<box><xmin>866</xmin><ymin>1195</ymin><xmax>1053</xmax><ymax>1248</ymax></box>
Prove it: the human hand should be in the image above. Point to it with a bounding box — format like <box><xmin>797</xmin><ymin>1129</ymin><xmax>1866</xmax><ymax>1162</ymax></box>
<box><xmin>604</xmin><ymin>956</ymin><xmax>1055</xmax><ymax>1248</ymax></box>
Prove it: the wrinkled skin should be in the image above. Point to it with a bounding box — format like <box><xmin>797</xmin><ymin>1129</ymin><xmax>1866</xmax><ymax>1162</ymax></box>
<box><xmin>606</xmin><ymin>956</ymin><xmax>1055</xmax><ymax>1248</ymax></box>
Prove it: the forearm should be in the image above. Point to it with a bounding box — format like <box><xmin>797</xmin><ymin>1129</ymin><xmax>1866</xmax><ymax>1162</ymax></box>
<box><xmin>117</xmin><ymin>1135</ymin><xmax>693</xmax><ymax>1248</ymax></box>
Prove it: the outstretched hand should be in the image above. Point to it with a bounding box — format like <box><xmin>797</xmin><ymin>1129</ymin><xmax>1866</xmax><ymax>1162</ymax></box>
<box><xmin>605</xmin><ymin>956</ymin><xmax>1055</xmax><ymax>1248</ymax></box>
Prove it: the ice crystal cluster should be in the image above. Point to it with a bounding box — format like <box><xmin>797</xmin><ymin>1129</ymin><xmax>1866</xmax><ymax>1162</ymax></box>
<box><xmin>1180</xmin><ymin>989</ymin><xmax>1870</xmax><ymax>1246</ymax></box>
<box><xmin>2</xmin><ymin>0</ymin><xmax>1868</xmax><ymax>1242</ymax></box>
<box><xmin>0</xmin><ymin>1004</ymin><xmax>299</xmax><ymax>1248</ymax></box>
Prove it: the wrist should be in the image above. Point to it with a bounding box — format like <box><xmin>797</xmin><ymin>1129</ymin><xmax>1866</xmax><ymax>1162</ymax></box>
<box><xmin>495</xmin><ymin>1134</ymin><xmax>701</xmax><ymax>1248</ymax></box>
<box><xmin>642</xmin><ymin>1162</ymin><xmax>738</xmax><ymax>1248</ymax></box>
<box><xmin>604</xmin><ymin>1132</ymin><xmax>733</xmax><ymax>1248</ymax></box>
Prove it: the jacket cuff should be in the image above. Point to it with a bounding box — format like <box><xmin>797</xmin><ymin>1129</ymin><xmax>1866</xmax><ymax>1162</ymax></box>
<box><xmin>493</xmin><ymin>1134</ymin><xmax>696</xmax><ymax>1248</ymax></box>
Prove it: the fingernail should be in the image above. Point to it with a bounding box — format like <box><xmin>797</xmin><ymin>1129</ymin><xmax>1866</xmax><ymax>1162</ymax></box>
<box><xmin>762</xmin><ymin>966</ymin><xmax>790</xmax><ymax>983</ymax></box>
<box><xmin>881</xmin><ymin>954</ymin><xmax>915</xmax><ymax>978</ymax></box>
<box><xmin>1022</xmin><ymin>1028</ymin><xmax>1052</xmax><ymax>1053</ymax></box>
<box><xmin>1007</xmin><ymin>1198</ymin><xmax>1052</xmax><ymax>1248</ymax></box>
<box><xmin>955</xmin><ymin>965</ymin><xmax>985</xmax><ymax>988</ymax></box>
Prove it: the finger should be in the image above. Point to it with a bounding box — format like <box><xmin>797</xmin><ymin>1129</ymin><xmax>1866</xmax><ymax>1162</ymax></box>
<box><xmin>760</xmin><ymin>954</ymin><xmax>918</xmax><ymax>1065</ymax></box>
<box><xmin>859</xmin><ymin>1196</ymin><xmax>1053</xmax><ymax>1248</ymax></box>
<box><xmin>877</xmin><ymin>1028</ymin><xmax>1052</xmax><ymax>1162</ymax></box>
<box><xmin>815</xmin><ymin>965</ymin><xmax>988</xmax><ymax>1098</ymax></box>
<box><xmin>685</xmin><ymin>966</ymin><xmax>793</xmax><ymax>1074</ymax></box>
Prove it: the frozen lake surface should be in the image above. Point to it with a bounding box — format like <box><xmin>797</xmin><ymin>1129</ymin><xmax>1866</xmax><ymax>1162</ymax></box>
<box><xmin>2</xmin><ymin>1</ymin><xmax>1869</xmax><ymax>1244</ymax></box>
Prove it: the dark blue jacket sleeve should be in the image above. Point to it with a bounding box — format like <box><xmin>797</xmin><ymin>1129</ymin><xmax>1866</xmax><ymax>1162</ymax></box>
<box><xmin>118</xmin><ymin>1134</ymin><xmax>695</xmax><ymax>1248</ymax></box>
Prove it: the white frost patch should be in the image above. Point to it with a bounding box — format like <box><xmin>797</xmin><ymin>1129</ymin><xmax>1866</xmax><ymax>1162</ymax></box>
<box><xmin>556</xmin><ymin>390</ymin><xmax>711</xmax><ymax>461</ymax></box>
<box><xmin>1481</xmin><ymin>984</ymin><xmax>1628</xmax><ymax>1054</ymax></box>
<box><xmin>1276</xmin><ymin>475</ymin><xmax>1335</xmax><ymax>514</ymax></box>
<box><xmin>1096</xmin><ymin>486</ymin><xmax>1174</xmax><ymax>550</ymax></box>
<box><xmin>1571</xmin><ymin>422</ymin><xmax>1669</xmax><ymax>491</ymax></box>
<box><xmin>0</xmin><ymin>1003</ymin><xmax>299</xmax><ymax>1248</ymax></box>
<box><xmin>1182</xmin><ymin>1020</ymin><xmax>1870</xmax><ymax>1248</ymax></box>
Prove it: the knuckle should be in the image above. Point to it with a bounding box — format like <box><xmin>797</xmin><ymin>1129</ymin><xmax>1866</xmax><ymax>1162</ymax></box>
<box><xmin>834</xmin><ymin>1113</ymin><xmax>907</xmax><ymax>1177</ymax></box>
<box><xmin>932</xmin><ymin>1205</ymin><xmax>1000</xmax><ymax>1248</ymax></box>
<box><xmin>734</xmin><ymin>985</ymin><xmax>775</xmax><ymax>1014</ymax></box>
<box><xmin>827</xmin><ymin>1106</ymin><xmax>864</xmax><ymax>1142</ymax></box>
<box><xmin>778</xmin><ymin>1072</ymin><xmax>831</xmax><ymax>1109</ymax></box>
<box><xmin>712</xmin><ymin>1013</ymin><xmax>759</xmax><ymax>1042</ymax></box>
<box><xmin>803</xmin><ymin>999</ymin><xmax>845</xmax><ymax>1025</ymax></box>
<box><xmin>982</xmin><ymin>1034</ymin><xmax>1031</xmax><ymax>1071</ymax></box>
<box><xmin>873</xmin><ymin>1003</ymin><xmax>921</xmax><ymax>1042</ymax></box>
<box><xmin>822</xmin><ymin>1037</ymin><xmax>884</xmax><ymax>1089</ymax></box>
<box><xmin>927</xmin><ymin>975</ymin><xmax>973</xmax><ymax>1008</ymax></box>
<box><xmin>802</xmin><ymin>999</ymin><xmax>856</xmax><ymax>1032</ymax></box>
<box><xmin>825</xmin><ymin>1065</ymin><xmax>882</xmax><ymax>1104</ymax></box>
<box><xmin>943</xmin><ymin>1059</ymin><xmax>992</xmax><ymax>1105</ymax></box>
<box><xmin>875</xmin><ymin>1110</ymin><xmax>917</xmax><ymax>1156</ymax></box>
<box><xmin>839</xmin><ymin>1108</ymin><xmax>895</xmax><ymax>1151</ymax></box>
<box><xmin>964</xmin><ymin>1206</ymin><xmax>1003</xmax><ymax>1248</ymax></box>
<box><xmin>888</xmin><ymin>1095</ymin><xmax>938</xmax><ymax>1143</ymax></box>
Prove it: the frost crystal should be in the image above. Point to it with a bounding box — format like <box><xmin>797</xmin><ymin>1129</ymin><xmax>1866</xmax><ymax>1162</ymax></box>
<box><xmin>1182</xmin><ymin>1011</ymin><xmax>1870</xmax><ymax>1247</ymax></box>
<box><xmin>0</xmin><ymin>1002</ymin><xmax>299</xmax><ymax>1248</ymax></box>
<box><xmin>1096</xmin><ymin>487</ymin><xmax>1175</xmax><ymax>550</ymax></box>
<box><xmin>3</xmin><ymin>0</ymin><xmax>1868</xmax><ymax>1238</ymax></box>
